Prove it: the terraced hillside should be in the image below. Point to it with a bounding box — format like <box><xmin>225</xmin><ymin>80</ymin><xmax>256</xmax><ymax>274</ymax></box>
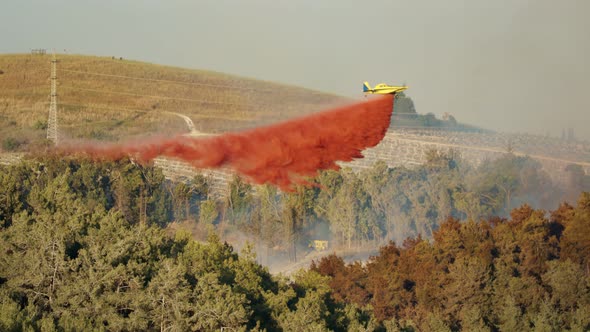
<box><xmin>0</xmin><ymin>53</ymin><xmax>346</xmax><ymax>150</ymax></box>
<box><xmin>2</xmin><ymin>53</ymin><xmax>588</xmax><ymax>196</ymax></box>
<box><xmin>149</xmin><ymin>127</ymin><xmax>589</xmax><ymax>197</ymax></box>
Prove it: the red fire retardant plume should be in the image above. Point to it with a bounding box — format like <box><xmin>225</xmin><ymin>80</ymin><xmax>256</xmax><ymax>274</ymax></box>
<box><xmin>62</xmin><ymin>95</ymin><xmax>394</xmax><ymax>190</ymax></box>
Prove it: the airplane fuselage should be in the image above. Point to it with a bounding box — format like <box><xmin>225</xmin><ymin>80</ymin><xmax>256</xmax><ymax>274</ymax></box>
<box><xmin>363</xmin><ymin>82</ymin><xmax>407</xmax><ymax>95</ymax></box>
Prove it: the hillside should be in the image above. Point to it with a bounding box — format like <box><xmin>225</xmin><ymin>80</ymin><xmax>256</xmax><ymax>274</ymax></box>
<box><xmin>0</xmin><ymin>53</ymin><xmax>346</xmax><ymax>150</ymax></box>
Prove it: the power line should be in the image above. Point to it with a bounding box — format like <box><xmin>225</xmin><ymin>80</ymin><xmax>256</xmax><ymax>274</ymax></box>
<box><xmin>60</xmin><ymin>85</ymin><xmax>273</xmax><ymax>107</ymax></box>
<box><xmin>60</xmin><ymin>86</ymin><xmax>232</xmax><ymax>104</ymax></box>
<box><xmin>60</xmin><ymin>69</ymin><xmax>273</xmax><ymax>92</ymax></box>
<box><xmin>58</xmin><ymin>102</ymin><xmax>259</xmax><ymax>122</ymax></box>
<box><xmin>60</xmin><ymin>85</ymin><xmax>268</xmax><ymax>106</ymax></box>
<box><xmin>60</xmin><ymin>103</ymin><xmax>151</xmax><ymax>113</ymax></box>
<box><xmin>60</xmin><ymin>118</ymin><xmax>135</xmax><ymax>128</ymax></box>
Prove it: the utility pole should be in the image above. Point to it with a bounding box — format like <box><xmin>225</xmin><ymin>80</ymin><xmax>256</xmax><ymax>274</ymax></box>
<box><xmin>47</xmin><ymin>53</ymin><xmax>58</xmax><ymax>145</ymax></box>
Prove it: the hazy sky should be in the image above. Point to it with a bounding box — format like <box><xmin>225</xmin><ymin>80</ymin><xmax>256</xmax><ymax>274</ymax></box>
<box><xmin>2</xmin><ymin>0</ymin><xmax>589</xmax><ymax>139</ymax></box>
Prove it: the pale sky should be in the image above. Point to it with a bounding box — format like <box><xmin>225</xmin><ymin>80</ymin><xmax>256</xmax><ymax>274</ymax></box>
<box><xmin>2</xmin><ymin>0</ymin><xmax>589</xmax><ymax>139</ymax></box>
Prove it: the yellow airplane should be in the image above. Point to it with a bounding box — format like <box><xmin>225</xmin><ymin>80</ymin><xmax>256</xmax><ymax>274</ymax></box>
<box><xmin>363</xmin><ymin>81</ymin><xmax>408</xmax><ymax>95</ymax></box>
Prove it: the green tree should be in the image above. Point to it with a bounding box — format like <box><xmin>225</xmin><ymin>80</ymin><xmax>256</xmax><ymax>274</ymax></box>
<box><xmin>497</xmin><ymin>296</ymin><xmax>525</xmax><ymax>332</ymax></box>
<box><xmin>225</xmin><ymin>175</ymin><xmax>253</xmax><ymax>225</ymax></box>
<box><xmin>191</xmin><ymin>273</ymin><xmax>249</xmax><ymax>330</ymax></box>
<box><xmin>144</xmin><ymin>259</ymin><xmax>193</xmax><ymax>332</ymax></box>
<box><xmin>199</xmin><ymin>199</ymin><xmax>219</xmax><ymax>225</ymax></box>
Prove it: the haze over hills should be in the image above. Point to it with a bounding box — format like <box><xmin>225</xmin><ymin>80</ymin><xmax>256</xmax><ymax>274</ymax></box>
<box><xmin>2</xmin><ymin>53</ymin><xmax>589</xmax><ymax>170</ymax></box>
<box><xmin>1</xmin><ymin>52</ymin><xmax>589</xmax><ymax>332</ymax></box>
<box><xmin>0</xmin><ymin>53</ymin><xmax>346</xmax><ymax>150</ymax></box>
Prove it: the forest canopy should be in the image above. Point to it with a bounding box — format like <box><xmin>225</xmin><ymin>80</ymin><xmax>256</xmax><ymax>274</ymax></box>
<box><xmin>0</xmin><ymin>155</ymin><xmax>589</xmax><ymax>331</ymax></box>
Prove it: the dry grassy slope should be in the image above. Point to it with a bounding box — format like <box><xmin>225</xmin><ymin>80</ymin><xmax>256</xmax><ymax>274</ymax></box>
<box><xmin>0</xmin><ymin>53</ymin><xmax>347</xmax><ymax>150</ymax></box>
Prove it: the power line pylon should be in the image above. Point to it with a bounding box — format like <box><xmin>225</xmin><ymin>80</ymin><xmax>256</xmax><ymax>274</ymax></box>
<box><xmin>47</xmin><ymin>53</ymin><xmax>59</xmax><ymax>145</ymax></box>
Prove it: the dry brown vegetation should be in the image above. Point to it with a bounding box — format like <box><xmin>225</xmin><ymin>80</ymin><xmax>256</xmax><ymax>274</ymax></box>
<box><xmin>0</xmin><ymin>53</ymin><xmax>346</xmax><ymax>150</ymax></box>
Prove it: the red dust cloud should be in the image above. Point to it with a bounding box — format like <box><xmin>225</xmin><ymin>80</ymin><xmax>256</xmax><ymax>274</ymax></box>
<box><xmin>61</xmin><ymin>95</ymin><xmax>394</xmax><ymax>190</ymax></box>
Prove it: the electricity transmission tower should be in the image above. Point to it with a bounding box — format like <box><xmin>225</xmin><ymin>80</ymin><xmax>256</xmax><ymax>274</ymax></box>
<box><xmin>47</xmin><ymin>53</ymin><xmax>59</xmax><ymax>145</ymax></box>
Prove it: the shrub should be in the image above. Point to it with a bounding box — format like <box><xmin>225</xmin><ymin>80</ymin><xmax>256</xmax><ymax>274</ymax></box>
<box><xmin>2</xmin><ymin>137</ymin><xmax>21</xmax><ymax>151</ymax></box>
<box><xmin>33</xmin><ymin>120</ymin><xmax>48</xmax><ymax>130</ymax></box>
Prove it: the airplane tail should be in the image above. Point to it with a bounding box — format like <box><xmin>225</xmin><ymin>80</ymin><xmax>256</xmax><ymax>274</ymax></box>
<box><xmin>363</xmin><ymin>82</ymin><xmax>372</xmax><ymax>92</ymax></box>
